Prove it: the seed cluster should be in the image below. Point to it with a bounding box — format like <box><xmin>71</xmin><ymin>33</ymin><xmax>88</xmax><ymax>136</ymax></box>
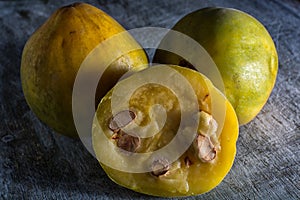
<box><xmin>109</xmin><ymin>110</ymin><xmax>140</xmax><ymax>153</ymax></box>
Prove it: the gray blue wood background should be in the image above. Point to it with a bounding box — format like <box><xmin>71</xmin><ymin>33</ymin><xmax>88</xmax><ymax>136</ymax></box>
<box><xmin>0</xmin><ymin>0</ymin><xmax>299</xmax><ymax>199</ymax></box>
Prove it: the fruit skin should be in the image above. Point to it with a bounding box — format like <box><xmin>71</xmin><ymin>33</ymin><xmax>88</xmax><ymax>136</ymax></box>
<box><xmin>21</xmin><ymin>2</ymin><xmax>148</xmax><ymax>137</ymax></box>
<box><xmin>92</xmin><ymin>65</ymin><xmax>239</xmax><ymax>197</ymax></box>
<box><xmin>153</xmin><ymin>7</ymin><xmax>278</xmax><ymax>125</ymax></box>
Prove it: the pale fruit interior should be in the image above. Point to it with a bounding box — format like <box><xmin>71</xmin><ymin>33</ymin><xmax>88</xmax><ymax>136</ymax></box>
<box><xmin>92</xmin><ymin>65</ymin><xmax>239</xmax><ymax>197</ymax></box>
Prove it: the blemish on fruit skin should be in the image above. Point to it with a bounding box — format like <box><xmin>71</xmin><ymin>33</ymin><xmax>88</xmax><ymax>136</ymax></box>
<box><xmin>61</xmin><ymin>38</ymin><xmax>66</xmax><ymax>47</ymax></box>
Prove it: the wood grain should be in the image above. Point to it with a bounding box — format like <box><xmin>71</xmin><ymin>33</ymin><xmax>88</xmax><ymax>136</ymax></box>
<box><xmin>0</xmin><ymin>0</ymin><xmax>299</xmax><ymax>199</ymax></box>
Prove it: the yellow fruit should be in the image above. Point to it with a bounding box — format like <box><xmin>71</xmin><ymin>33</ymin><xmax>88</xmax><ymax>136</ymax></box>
<box><xmin>92</xmin><ymin>65</ymin><xmax>239</xmax><ymax>197</ymax></box>
<box><xmin>21</xmin><ymin>2</ymin><xmax>148</xmax><ymax>137</ymax></box>
<box><xmin>153</xmin><ymin>7</ymin><xmax>278</xmax><ymax>125</ymax></box>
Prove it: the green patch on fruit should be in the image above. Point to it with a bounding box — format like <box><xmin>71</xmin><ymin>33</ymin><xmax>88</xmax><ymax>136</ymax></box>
<box><xmin>153</xmin><ymin>7</ymin><xmax>278</xmax><ymax>125</ymax></box>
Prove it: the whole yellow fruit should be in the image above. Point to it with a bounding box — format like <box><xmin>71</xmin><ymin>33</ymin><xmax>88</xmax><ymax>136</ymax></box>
<box><xmin>153</xmin><ymin>7</ymin><xmax>278</xmax><ymax>125</ymax></box>
<box><xmin>21</xmin><ymin>2</ymin><xmax>148</xmax><ymax>137</ymax></box>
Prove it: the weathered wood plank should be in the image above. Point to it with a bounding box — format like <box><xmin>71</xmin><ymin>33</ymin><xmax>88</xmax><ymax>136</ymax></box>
<box><xmin>0</xmin><ymin>0</ymin><xmax>299</xmax><ymax>199</ymax></box>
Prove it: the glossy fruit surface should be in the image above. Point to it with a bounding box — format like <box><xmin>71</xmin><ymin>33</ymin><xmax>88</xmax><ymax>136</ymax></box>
<box><xmin>153</xmin><ymin>7</ymin><xmax>278</xmax><ymax>125</ymax></box>
<box><xmin>93</xmin><ymin>65</ymin><xmax>239</xmax><ymax>197</ymax></box>
<box><xmin>21</xmin><ymin>3</ymin><xmax>148</xmax><ymax>137</ymax></box>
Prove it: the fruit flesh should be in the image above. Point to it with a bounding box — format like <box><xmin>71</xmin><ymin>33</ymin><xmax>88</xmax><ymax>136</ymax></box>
<box><xmin>92</xmin><ymin>65</ymin><xmax>239</xmax><ymax>197</ymax></box>
<box><xmin>153</xmin><ymin>7</ymin><xmax>278</xmax><ymax>125</ymax></box>
<box><xmin>21</xmin><ymin>3</ymin><xmax>148</xmax><ymax>137</ymax></box>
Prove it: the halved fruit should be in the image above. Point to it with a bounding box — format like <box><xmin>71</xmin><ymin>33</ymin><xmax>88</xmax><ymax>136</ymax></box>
<box><xmin>92</xmin><ymin>65</ymin><xmax>239</xmax><ymax>197</ymax></box>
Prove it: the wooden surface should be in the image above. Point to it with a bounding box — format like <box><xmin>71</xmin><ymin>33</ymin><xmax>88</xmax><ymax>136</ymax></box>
<box><xmin>0</xmin><ymin>0</ymin><xmax>299</xmax><ymax>199</ymax></box>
